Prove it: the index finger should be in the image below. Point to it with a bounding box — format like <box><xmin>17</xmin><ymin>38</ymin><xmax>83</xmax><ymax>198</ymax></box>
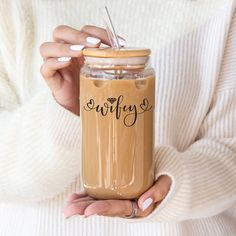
<box><xmin>81</xmin><ymin>25</ymin><xmax>111</xmax><ymax>45</ymax></box>
<box><xmin>53</xmin><ymin>25</ymin><xmax>126</xmax><ymax>47</ymax></box>
<box><xmin>82</xmin><ymin>25</ymin><xmax>126</xmax><ymax>47</ymax></box>
<box><xmin>53</xmin><ymin>25</ymin><xmax>110</xmax><ymax>46</ymax></box>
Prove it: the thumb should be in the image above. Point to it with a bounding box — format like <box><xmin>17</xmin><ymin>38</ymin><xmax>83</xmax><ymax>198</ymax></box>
<box><xmin>138</xmin><ymin>175</ymin><xmax>172</xmax><ymax>211</ymax></box>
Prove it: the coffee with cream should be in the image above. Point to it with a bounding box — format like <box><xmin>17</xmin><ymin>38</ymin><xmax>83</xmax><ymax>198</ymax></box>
<box><xmin>80</xmin><ymin>47</ymin><xmax>155</xmax><ymax>199</ymax></box>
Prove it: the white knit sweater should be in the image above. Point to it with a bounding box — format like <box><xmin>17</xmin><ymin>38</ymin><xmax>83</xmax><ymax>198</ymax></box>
<box><xmin>0</xmin><ymin>0</ymin><xmax>236</xmax><ymax>235</ymax></box>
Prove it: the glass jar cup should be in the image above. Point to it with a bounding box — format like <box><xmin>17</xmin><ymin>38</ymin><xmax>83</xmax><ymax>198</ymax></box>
<box><xmin>80</xmin><ymin>47</ymin><xmax>155</xmax><ymax>200</ymax></box>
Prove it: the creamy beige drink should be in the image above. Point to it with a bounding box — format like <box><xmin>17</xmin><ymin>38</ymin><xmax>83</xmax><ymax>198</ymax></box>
<box><xmin>80</xmin><ymin>47</ymin><xmax>155</xmax><ymax>199</ymax></box>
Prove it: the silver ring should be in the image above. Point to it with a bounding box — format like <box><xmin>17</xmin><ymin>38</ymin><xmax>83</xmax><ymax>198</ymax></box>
<box><xmin>123</xmin><ymin>200</ymin><xmax>138</xmax><ymax>218</ymax></box>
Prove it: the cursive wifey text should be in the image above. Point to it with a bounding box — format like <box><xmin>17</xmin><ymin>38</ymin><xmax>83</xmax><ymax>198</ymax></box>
<box><xmin>83</xmin><ymin>95</ymin><xmax>152</xmax><ymax>127</ymax></box>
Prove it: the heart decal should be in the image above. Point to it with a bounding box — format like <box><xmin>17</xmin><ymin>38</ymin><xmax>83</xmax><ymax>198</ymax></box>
<box><xmin>140</xmin><ymin>98</ymin><xmax>152</xmax><ymax>111</ymax></box>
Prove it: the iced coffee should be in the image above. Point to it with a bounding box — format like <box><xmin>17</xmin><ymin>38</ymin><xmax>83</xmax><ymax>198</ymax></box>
<box><xmin>80</xmin><ymin>48</ymin><xmax>155</xmax><ymax>199</ymax></box>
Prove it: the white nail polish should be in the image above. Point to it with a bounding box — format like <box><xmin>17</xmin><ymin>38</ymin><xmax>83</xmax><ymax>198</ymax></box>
<box><xmin>142</xmin><ymin>197</ymin><xmax>153</xmax><ymax>211</ymax></box>
<box><xmin>70</xmin><ymin>45</ymin><xmax>84</xmax><ymax>51</ymax></box>
<box><xmin>57</xmin><ymin>57</ymin><xmax>71</xmax><ymax>62</ymax></box>
<box><xmin>117</xmin><ymin>37</ymin><xmax>126</xmax><ymax>47</ymax></box>
<box><xmin>86</xmin><ymin>37</ymin><xmax>101</xmax><ymax>45</ymax></box>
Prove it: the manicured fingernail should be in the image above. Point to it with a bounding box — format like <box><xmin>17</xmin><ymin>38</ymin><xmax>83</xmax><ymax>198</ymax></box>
<box><xmin>117</xmin><ymin>36</ymin><xmax>126</xmax><ymax>47</ymax></box>
<box><xmin>57</xmin><ymin>57</ymin><xmax>71</xmax><ymax>62</ymax></box>
<box><xmin>70</xmin><ymin>44</ymin><xmax>84</xmax><ymax>51</ymax></box>
<box><xmin>142</xmin><ymin>197</ymin><xmax>153</xmax><ymax>211</ymax></box>
<box><xmin>86</xmin><ymin>37</ymin><xmax>101</xmax><ymax>45</ymax></box>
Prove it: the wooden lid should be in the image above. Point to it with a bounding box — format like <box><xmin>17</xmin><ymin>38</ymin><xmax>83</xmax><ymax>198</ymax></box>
<box><xmin>82</xmin><ymin>47</ymin><xmax>151</xmax><ymax>58</ymax></box>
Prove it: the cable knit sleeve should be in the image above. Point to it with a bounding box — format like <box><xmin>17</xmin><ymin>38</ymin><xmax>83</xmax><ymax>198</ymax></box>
<box><xmin>0</xmin><ymin>3</ymin><xmax>81</xmax><ymax>202</ymax></box>
<box><xmin>152</xmin><ymin>90</ymin><xmax>236</xmax><ymax>221</ymax></box>
<box><xmin>118</xmin><ymin>6</ymin><xmax>236</xmax><ymax>223</ymax></box>
<box><xmin>0</xmin><ymin>95</ymin><xmax>82</xmax><ymax>203</ymax></box>
<box><xmin>120</xmin><ymin>88</ymin><xmax>236</xmax><ymax>223</ymax></box>
<box><xmin>0</xmin><ymin>80</ymin><xmax>82</xmax><ymax>202</ymax></box>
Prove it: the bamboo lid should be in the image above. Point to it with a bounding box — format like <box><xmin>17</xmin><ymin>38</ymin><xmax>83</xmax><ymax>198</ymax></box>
<box><xmin>82</xmin><ymin>47</ymin><xmax>151</xmax><ymax>58</ymax></box>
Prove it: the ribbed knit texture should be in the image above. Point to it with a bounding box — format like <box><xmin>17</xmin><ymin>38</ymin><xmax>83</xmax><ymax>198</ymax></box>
<box><xmin>0</xmin><ymin>0</ymin><xmax>236</xmax><ymax>235</ymax></box>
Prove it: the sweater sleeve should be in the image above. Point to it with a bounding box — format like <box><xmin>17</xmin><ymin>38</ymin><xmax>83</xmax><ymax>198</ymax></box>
<box><xmin>118</xmin><ymin>6</ymin><xmax>236</xmax><ymax>223</ymax></box>
<box><xmin>0</xmin><ymin>66</ymin><xmax>81</xmax><ymax>202</ymax></box>
<box><xmin>120</xmin><ymin>88</ymin><xmax>236</xmax><ymax>223</ymax></box>
<box><xmin>0</xmin><ymin>92</ymin><xmax>82</xmax><ymax>203</ymax></box>
<box><xmin>0</xmin><ymin>1</ymin><xmax>82</xmax><ymax>203</ymax></box>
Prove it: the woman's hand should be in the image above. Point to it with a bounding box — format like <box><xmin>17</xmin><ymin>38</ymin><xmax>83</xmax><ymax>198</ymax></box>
<box><xmin>40</xmin><ymin>25</ymin><xmax>125</xmax><ymax>115</ymax></box>
<box><xmin>64</xmin><ymin>175</ymin><xmax>172</xmax><ymax>218</ymax></box>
